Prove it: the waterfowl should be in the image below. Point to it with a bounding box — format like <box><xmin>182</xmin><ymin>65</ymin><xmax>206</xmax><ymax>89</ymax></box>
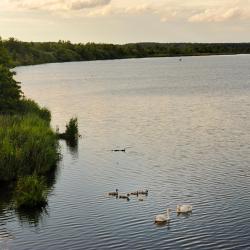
<box><xmin>155</xmin><ymin>208</ymin><xmax>171</xmax><ymax>224</ymax></box>
<box><xmin>108</xmin><ymin>189</ymin><xmax>118</xmax><ymax>196</ymax></box>
<box><xmin>138</xmin><ymin>190</ymin><xmax>148</xmax><ymax>195</ymax></box>
<box><xmin>112</xmin><ymin>149</ymin><xmax>126</xmax><ymax>152</ymax></box>
<box><xmin>119</xmin><ymin>194</ymin><xmax>130</xmax><ymax>201</ymax></box>
<box><xmin>176</xmin><ymin>204</ymin><xmax>192</xmax><ymax>213</ymax></box>
<box><xmin>130</xmin><ymin>191</ymin><xmax>139</xmax><ymax>196</ymax></box>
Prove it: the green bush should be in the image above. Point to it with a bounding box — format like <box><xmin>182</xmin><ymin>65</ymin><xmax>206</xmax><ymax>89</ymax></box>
<box><xmin>58</xmin><ymin>117</ymin><xmax>78</xmax><ymax>145</ymax></box>
<box><xmin>15</xmin><ymin>175</ymin><xmax>47</xmax><ymax>209</ymax></box>
<box><xmin>65</xmin><ymin>117</ymin><xmax>78</xmax><ymax>140</ymax></box>
<box><xmin>0</xmin><ymin>114</ymin><xmax>59</xmax><ymax>181</ymax></box>
<box><xmin>0</xmin><ymin>65</ymin><xmax>23</xmax><ymax>114</ymax></box>
<box><xmin>19</xmin><ymin>99</ymin><xmax>51</xmax><ymax>122</ymax></box>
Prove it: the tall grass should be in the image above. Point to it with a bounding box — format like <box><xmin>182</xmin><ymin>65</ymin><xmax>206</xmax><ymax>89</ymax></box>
<box><xmin>0</xmin><ymin>114</ymin><xmax>59</xmax><ymax>181</ymax></box>
<box><xmin>15</xmin><ymin>175</ymin><xmax>47</xmax><ymax>209</ymax></box>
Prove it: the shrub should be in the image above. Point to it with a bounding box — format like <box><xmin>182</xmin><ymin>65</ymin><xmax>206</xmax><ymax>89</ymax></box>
<box><xmin>19</xmin><ymin>99</ymin><xmax>51</xmax><ymax>122</ymax></box>
<box><xmin>58</xmin><ymin>117</ymin><xmax>78</xmax><ymax>145</ymax></box>
<box><xmin>65</xmin><ymin>117</ymin><xmax>78</xmax><ymax>139</ymax></box>
<box><xmin>0</xmin><ymin>65</ymin><xmax>23</xmax><ymax>114</ymax></box>
<box><xmin>15</xmin><ymin>175</ymin><xmax>47</xmax><ymax>209</ymax></box>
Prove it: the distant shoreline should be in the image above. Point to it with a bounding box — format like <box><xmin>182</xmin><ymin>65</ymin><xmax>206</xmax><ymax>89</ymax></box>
<box><xmin>14</xmin><ymin>53</ymin><xmax>249</xmax><ymax>68</ymax></box>
<box><xmin>3</xmin><ymin>38</ymin><xmax>250</xmax><ymax>67</ymax></box>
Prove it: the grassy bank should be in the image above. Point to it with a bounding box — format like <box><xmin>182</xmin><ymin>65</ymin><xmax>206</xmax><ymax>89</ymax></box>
<box><xmin>15</xmin><ymin>175</ymin><xmax>48</xmax><ymax>209</ymax></box>
<box><xmin>0</xmin><ymin>39</ymin><xmax>61</xmax><ymax>209</ymax></box>
<box><xmin>0</xmin><ymin>114</ymin><xmax>59</xmax><ymax>181</ymax></box>
<box><xmin>2</xmin><ymin>38</ymin><xmax>250</xmax><ymax>66</ymax></box>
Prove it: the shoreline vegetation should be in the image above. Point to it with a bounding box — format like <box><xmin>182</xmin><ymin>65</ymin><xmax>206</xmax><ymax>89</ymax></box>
<box><xmin>0</xmin><ymin>39</ymin><xmax>78</xmax><ymax>210</ymax></box>
<box><xmin>57</xmin><ymin>117</ymin><xmax>79</xmax><ymax>147</ymax></box>
<box><xmin>2</xmin><ymin>37</ymin><xmax>250</xmax><ymax>66</ymax></box>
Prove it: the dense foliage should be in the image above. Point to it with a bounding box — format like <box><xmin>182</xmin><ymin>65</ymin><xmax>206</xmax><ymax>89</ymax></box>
<box><xmin>0</xmin><ymin>115</ymin><xmax>59</xmax><ymax>181</ymax></box>
<box><xmin>59</xmin><ymin>117</ymin><xmax>78</xmax><ymax>138</ymax></box>
<box><xmin>65</xmin><ymin>117</ymin><xmax>78</xmax><ymax>139</ymax></box>
<box><xmin>2</xmin><ymin>38</ymin><xmax>250</xmax><ymax>66</ymax></box>
<box><xmin>15</xmin><ymin>175</ymin><xmax>47</xmax><ymax>209</ymax></box>
<box><xmin>0</xmin><ymin>39</ymin><xmax>59</xmax><ymax>185</ymax></box>
<box><xmin>19</xmin><ymin>99</ymin><xmax>51</xmax><ymax>122</ymax></box>
<box><xmin>0</xmin><ymin>39</ymin><xmax>23</xmax><ymax>114</ymax></box>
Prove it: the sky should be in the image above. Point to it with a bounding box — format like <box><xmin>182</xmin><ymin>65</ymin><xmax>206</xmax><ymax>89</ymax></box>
<box><xmin>1</xmin><ymin>0</ymin><xmax>250</xmax><ymax>43</ymax></box>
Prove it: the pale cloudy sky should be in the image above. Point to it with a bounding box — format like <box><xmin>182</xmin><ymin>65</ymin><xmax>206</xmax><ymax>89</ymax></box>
<box><xmin>1</xmin><ymin>0</ymin><xmax>250</xmax><ymax>43</ymax></box>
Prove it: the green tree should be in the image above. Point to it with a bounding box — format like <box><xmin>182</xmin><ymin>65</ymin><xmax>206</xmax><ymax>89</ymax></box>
<box><xmin>0</xmin><ymin>40</ymin><xmax>23</xmax><ymax>113</ymax></box>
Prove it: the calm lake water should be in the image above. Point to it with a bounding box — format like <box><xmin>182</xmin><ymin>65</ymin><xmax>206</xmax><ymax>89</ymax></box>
<box><xmin>1</xmin><ymin>56</ymin><xmax>250</xmax><ymax>249</ymax></box>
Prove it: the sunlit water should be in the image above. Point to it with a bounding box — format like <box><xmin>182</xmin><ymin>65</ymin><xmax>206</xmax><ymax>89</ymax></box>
<box><xmin>1</xmin><ymin>56</ymin><xmax>250</xmax><ymax>249</ymax></box>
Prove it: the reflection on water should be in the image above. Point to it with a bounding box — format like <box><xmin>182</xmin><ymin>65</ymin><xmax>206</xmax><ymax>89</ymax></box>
<box><xmin>0</xmin><ymin>164</ymin><xmax>61</xmax><ymax>249</ymax></box>
<box><xmin>16</xmin><ymin>207</ymin><xmax>48</xmax><ymax>228</ymax></box>
<box><xmin>2</xmin><ymin>55</ymin><xmax>250</xmax><ymax>249</ymax></box>
<box><xmin>177</xmin><ymin>212</ymin><xmax>192</xmax><ymax>218</ymax></box>
<box><xmin>0</xmin><ymin>227</ymin><xmax>15</xmax><ymax>250</ymax></box>
<box><xmin>0</xmin><ymin>140</ymin><xmax>77</xmax><ymax>235</ymax></box>
<box><xmin>0</xmin><ymin>163</ymin><xmax>60</xmax><ymax>229</ymax></box>
<box><xmin>65</xmin><ymin>138</ymin><xmax>79</xmax><ymax>158</ymax></box>
<box><xmin>154</xmin><ymin>221</ymin><xmax>171</xmax><ymax>230</ymax></box>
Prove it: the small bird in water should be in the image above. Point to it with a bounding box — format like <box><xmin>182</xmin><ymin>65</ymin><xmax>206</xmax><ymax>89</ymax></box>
<box><xmin>112</xmin><ymin>149</ymin><xmax>126</xmax><ymax>152</ymax></box>
<box><xmin>130</xmin><ymin>191</ymin><xmax>139</xmax><ymax>196</ymax></box>
<box><xmin>119</xmin><ymin>194</ymin><xmax>130</xmax><ymax>201</ymax></box>
<box><xmin>108</xmin><ymin>189</ymin><xmax>118</xmax><ymax>196</ymax></box>
<box><xmin>138</xmin><ymin>190</ymin><xmax>148</xmax><ymax>196</ymax></box>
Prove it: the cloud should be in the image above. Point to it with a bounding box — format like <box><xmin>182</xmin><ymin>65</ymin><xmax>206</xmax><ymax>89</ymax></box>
<box><xmin>7</xmin><ymin>0</ymin><xmax>112</xmax><ymax>11</ymax></box>
<box><xmin>71</xmin><ymin>0</ymin><xmax>111</xmax><ymax>10</ymax></box>
<box><xmin>4</xmin><ymin>0</ymin><xmax>250</xmax><ymax>24</ymax></box>
<box><xmin>87</xmin><ymin>3</ymin><xmax>189</xmax><ymax>22</ymax></box>
<box><xmin>86</xmin><ymin>4</ymin><xmax>154</xmax><ymax>17</ymax></box>
<box><xmin>188</xmin><ymin>7</ymin><xmax>246</xmax><ymax>22</ymax></box>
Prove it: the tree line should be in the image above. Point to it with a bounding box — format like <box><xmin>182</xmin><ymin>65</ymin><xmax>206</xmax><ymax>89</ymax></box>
<box><xmin>2</xmin><ymin>37</ymin><xmax>250</xmax><ymax>66</ymax></box>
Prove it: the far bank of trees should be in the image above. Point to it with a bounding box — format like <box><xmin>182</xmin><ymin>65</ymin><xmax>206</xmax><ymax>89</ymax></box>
<box><xmin>2</xmin><ymin>37</ymin><xmax>250</xmax><ymax>66</ymax></box>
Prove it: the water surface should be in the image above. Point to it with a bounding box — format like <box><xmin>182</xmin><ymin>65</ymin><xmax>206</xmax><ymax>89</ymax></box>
<box><xmin>1</xmin><ymin>55</ymin><xmax>250</xmax><ymax>249</ymax></box>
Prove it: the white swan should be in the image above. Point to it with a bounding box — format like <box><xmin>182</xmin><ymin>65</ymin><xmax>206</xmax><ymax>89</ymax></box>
<box><xmin>176</xmin><ymin>204</ymin><xmax>192</xmax><ymax>213</ymax></box>
<box><xmin>155</xmin><ymin>208</ymin><xmax>171</xmax><ymax>224</ymax></box>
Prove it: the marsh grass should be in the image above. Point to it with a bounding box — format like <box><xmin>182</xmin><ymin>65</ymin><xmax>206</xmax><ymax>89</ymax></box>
<box><xmin>15</xmin><ymin>175</ymin><xmax>48</xmax><ymax>209</ymax></box>
<box><xmin>0</xmin><ymin>114</ymin><xmax>59</xmax><ymax>181</ymax></box>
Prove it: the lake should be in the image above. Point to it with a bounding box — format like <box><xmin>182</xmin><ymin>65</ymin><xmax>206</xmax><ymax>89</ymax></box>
<box><xmin>1</xmin><ymin>55</ymin><xmax>250</xmax><ymax>249</ymax></box>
